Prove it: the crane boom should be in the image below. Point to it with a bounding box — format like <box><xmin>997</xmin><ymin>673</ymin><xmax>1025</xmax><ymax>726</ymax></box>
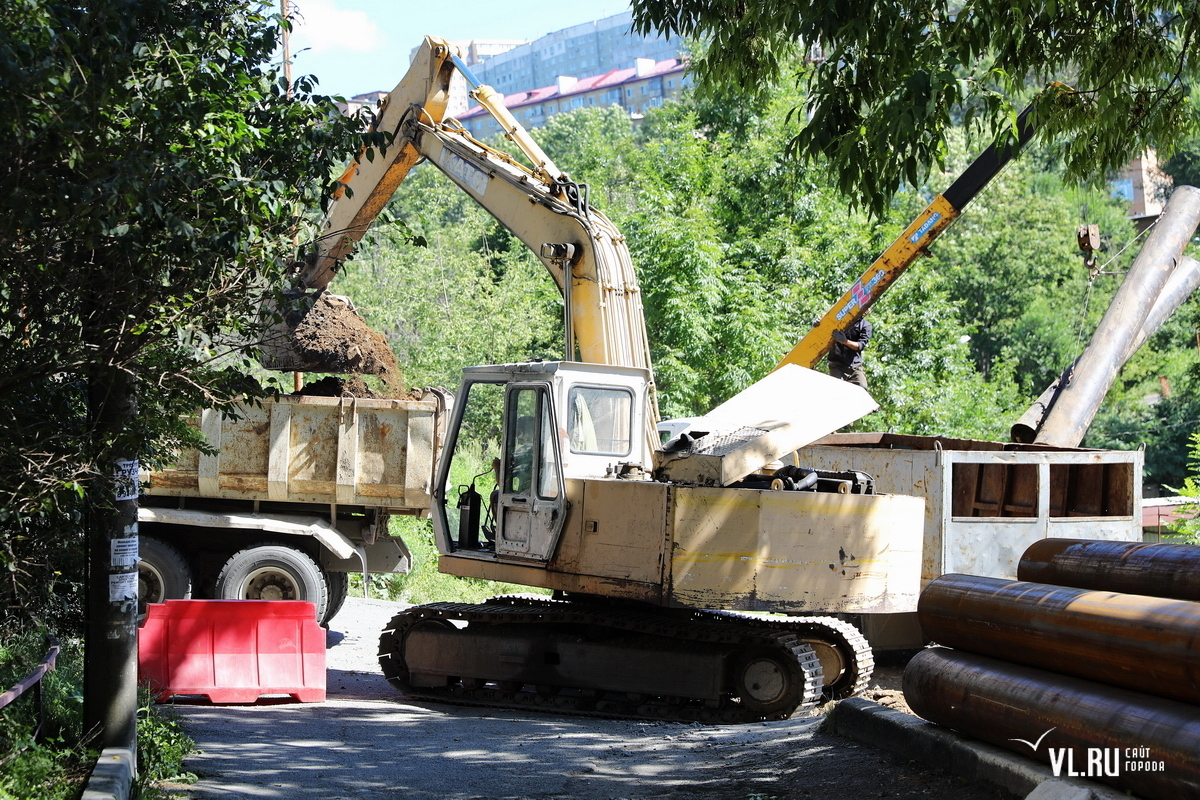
<box><xmin>775</xmin><ymin>104</ymin><xmax>1038</xmax><ymax>371</ymax></box>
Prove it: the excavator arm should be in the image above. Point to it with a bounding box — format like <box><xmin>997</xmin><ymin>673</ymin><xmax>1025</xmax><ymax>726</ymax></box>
<box><xmin>294</xmin><ymin>36</ymin><xmax>652</xmax><ymax>374</ymax></box>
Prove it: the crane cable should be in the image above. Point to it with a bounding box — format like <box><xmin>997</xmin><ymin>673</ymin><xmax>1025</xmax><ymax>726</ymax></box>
<box><xmin>1072</xmin><ymin>218</ymin><xmax>1156</xmax><ymax>353</ymax></box>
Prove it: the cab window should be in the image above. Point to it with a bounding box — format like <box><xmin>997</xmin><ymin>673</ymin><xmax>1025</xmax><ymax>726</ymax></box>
<box><xmin>568</xmin><ymin>386</ymin><xmax>633</xmax><ymax>456</ymax></box>
<box><xmin>503</xmin><ymin>386</ymin><xmax>560</xmax><ymax>499</ymax></box>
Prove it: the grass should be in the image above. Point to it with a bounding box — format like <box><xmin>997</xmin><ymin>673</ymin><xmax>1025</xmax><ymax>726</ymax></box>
<box><xmin>353</xmin><ymin>514</ymin><xmax>550</xmax><ymax>604</ymax></box>
<box><xmin>0</xmin><ymin>628</ymin><xmax>198</xmax><ymax>800</ymax></box>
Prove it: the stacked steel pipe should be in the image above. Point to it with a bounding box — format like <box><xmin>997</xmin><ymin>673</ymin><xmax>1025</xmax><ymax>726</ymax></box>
<box><xmin>903</xmin><ymin>539</ymin><xmax>1200</xmax><ymax>799</ymax></box>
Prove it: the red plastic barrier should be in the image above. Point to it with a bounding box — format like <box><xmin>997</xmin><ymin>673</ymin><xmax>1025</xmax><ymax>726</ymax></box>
<box><xmin>139</xmin><ymin>600</ymin><xmax>326</xmax><ymax>703</ymax></box>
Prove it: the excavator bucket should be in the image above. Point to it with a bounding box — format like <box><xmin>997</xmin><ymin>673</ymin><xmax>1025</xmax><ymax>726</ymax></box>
<box><xmin>259</xmin><ymin>290</ymin><xmax>400</xmax><ymax>378</ymax></box>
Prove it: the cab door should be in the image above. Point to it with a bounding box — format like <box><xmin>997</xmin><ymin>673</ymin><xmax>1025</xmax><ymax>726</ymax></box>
<box><xmin>495</xmin><ymin>383</ymin><xmax>567</xmax><ymax>560</ymax></box>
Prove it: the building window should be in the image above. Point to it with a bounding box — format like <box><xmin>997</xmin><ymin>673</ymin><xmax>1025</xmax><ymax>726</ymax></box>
<box><xmin>625</xmin><ymin>88</ymin><xmax>633</xmax><ymax>97</ymax></box>
<box><xmin>667</xmin><ymin>79</ymin><xmax>674</xmax><ymax>88</ymax></box>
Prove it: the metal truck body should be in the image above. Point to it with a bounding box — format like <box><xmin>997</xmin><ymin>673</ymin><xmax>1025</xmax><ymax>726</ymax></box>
<box><xmin>792</xmin><ymin>432</ymin><xmax>1143</xmax><ymax>648</ymax></box>
<box><xmin>138</xmin><ymin>390</ymin><xmax>450</xmax><ymax>624</ymax></box>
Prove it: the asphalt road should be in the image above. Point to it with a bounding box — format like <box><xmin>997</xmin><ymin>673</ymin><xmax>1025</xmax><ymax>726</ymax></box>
<box><xmin>164</xmin><ymin>597</ymin><xmax>1015</xmax><ymax>800</ymax></box>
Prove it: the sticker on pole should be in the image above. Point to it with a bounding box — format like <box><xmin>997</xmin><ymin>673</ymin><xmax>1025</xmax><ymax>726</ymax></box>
<box><xmin>114</xmin><ymin>459</ymin><xmax>139</xmax><ymax>501</ymax></box>
<box><xmin>109</xmin><ymin>572</ymin><xmax>138</xmax><ymax>602</ymax></box>
<box><xmin>111</xmin><ymin>537</ymin><xmax>138</xmax><ymax>568</ymax></box>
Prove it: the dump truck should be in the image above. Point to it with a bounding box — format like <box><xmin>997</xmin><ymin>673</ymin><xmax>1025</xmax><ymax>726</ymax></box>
<box><xmin>139</xmin><ymin>389</ymin><xmax>451</xmax><ymax>625</ymax></box>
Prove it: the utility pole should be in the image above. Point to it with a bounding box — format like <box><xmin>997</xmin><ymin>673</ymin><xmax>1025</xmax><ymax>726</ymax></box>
<box><xmin>82</xmin><ymin>364</ymin><xmax>139</xmax><ymax>761</ymax></box>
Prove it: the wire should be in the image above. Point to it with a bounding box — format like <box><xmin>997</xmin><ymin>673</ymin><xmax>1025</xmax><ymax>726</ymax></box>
<box><xmin>1070</xmin><ymin>220</ymin><xmax>1156</xmax><ymax>353</ymax></box>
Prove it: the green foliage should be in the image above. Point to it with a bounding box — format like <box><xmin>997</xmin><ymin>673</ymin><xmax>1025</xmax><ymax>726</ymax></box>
<box><xmin>1168</xmin><ymin>432</ymin><xmax>1200</xmax><ymax>543</ymax></box>
<box><xmin>0</xmin><ymin>633</ymin><xmax>88</xmax><ymax>799</ymax></box>
<box><xmin>0</xmin><ymin>739</ymin><xmax>86</xmax><ymax>800</ymax></box>
<box><xmin>925</xmin><ymin>138</ymin><xmax>1139</xmax><ymax>391</ymax></box>
<box><xmin>0</xmin><ymin>0</ymin><xmax>361</xmax><ymax>623</ymax></box>
<box><xmin>633</xmin><ymin>0</ymin><xmax>1200</xmax><ymax>215</ymax></box>
<box><xmin>135</xmin><ymin>688</ymin><xmax>196</xmax><ymax>790</ymax></box>
<box><xmin>336</xmin><ymin>164</ymin><xmax>561</xmax><ymax>391</ymax></box>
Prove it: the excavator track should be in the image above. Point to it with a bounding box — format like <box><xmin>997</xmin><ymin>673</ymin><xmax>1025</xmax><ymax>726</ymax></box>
<box><xmin>706</xmin><ymin>609</ymin><xmax>874</xmax><ymax>700</ymax></box>
<box><xmin>378</xmin><ymin>596</ymin><xmax>870</xmax><ymax>723</ymax></box>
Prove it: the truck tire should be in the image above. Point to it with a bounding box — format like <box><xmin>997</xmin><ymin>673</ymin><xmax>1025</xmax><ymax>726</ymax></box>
<box><xmin>214</xmin><ymin>543</ymin><xmax>331</xmax><ymax>623</ymax></box>
<box><xmin>324</xmin><ymin>570</ymin><xmax>350</xmax><ymax>625</ymax></box>
<box><xmin>138</xmin><ymin>536</ymin><xmax>193</xmax><ymax>618</ymax></box>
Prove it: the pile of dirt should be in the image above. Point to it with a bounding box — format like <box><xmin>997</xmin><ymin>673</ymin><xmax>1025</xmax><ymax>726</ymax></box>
<box><xmin>298</xmin><ymin>376</ymin><xmax>381</xmax><ymax>398</ymax></box>
<box><xmin>289</xmin><ymin>293</ymin><xmax>402</xmax><ymax>382</ymax></box>
<box><xmin>297</xmin><ymin>376</ymin><xmax>426</xmax><ymax>400</ymax></box>
<box><xmin>860</xmin><ymin>688</ymin><xmax>914</xmax><ymax>715</ymax></box>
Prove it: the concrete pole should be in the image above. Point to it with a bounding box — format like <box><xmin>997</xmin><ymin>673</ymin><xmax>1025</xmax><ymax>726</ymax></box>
<box><xmin>83</xmin><ymin>364</ymin><xmax>139</xmax><ymax>762</ymax></box>
<box><xmin>1034</xmin><ymin>186</ymin><xmax>1200</xmax><ymax>447</ymax></box>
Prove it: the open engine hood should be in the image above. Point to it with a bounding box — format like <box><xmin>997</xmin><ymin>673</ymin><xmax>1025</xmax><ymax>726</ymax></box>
<box><xmin>653</xmin><ymin>364</ymin><xmax>877</xmax><ymax>486</ymax></box>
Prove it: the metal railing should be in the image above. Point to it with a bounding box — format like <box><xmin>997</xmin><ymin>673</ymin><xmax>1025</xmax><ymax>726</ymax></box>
<box><xmin>0</xmin><ymin>635</ymin><xmax>61</xmax><ymax>762</ymax></box>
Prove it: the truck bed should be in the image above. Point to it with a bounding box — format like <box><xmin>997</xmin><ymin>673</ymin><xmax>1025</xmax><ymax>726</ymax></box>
<box><xmin>144</xmin><ymin>393</ymin><xmax>446</xmax><ymax>513</ymax></box>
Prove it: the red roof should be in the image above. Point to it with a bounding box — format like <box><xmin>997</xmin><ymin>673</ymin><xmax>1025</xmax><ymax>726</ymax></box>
<box><xmin>457</xmin><ymin>58</ymin><xmax>686</xmax><ymax>119</ymax></box>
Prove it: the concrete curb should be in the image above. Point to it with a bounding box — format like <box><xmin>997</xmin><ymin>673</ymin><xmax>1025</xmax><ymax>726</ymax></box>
<box><xmin>825</xmin><ymin>699</ymin><xmax>1130</xmax><ymax>800</ymax></box>
<box><xmin>80</xmin><ymin>747</ymin><xmax>135</xmax><ymax>800</ymax></box>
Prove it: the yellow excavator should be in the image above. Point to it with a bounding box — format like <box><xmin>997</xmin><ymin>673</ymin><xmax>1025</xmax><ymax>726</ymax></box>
<box><xmin>284</xmin><ymin>37</ymin><xmax>928</xmax><ymax>722</ymax></box>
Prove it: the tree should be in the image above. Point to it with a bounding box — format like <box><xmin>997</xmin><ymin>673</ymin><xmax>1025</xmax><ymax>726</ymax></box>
<box><xmin>0</xmin><ymin>0</ymin><xmax>360</xmax><ymax>747</ymax></box>
<box><xmin>1167</xmin><ymin>432</ymin><xmax>1200</xmax><ymax>542</ymax></box>
<box><xmin>633</xmin><ymin>0</ymin><xmax>1200</xmax><ymax>215</ymax></box>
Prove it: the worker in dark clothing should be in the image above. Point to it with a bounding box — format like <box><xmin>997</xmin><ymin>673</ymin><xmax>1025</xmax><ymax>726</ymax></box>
<box><xmin>828</xmin><ymin>313</ymin><xmax>872</xmax><ymax>391</ymax></box>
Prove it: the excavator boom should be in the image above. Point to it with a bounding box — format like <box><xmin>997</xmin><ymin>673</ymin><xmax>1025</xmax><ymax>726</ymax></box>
<box><xmin>275</xmin><ymin>37</ymin><xmax>651</xmax><ymax>378</ymax></box>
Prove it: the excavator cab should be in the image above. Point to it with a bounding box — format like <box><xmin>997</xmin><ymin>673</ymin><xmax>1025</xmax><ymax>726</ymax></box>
<box><xmin>432</xmin><ymin>361</ymin><xmax>653</xmax><ymax>563</ymax></box>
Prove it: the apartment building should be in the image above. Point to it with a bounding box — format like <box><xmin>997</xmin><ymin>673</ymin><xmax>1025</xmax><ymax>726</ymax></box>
<box><xmin>457</xmin><ymin>57</ymin><xmax>687</xmax><ymax>137</ymax></box>
<box><xmin>469</xmin><ymin>11</ymin><xmax>678</xmax><ymax>97</ymax></box>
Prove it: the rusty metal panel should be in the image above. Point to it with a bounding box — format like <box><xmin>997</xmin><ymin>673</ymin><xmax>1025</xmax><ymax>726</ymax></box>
<box><xmin>668</xmin><ymin>487</ymin><xmax>923</xmax><ymax>614</ymax></box>
<box><xmin>548</xmin><ymin>479</ymin><xmax>667</xmax><ymax>584</ymax></box>
<box><xmin>144</xmin><ymin>395</ymin><xmax>439</xmax><ymax>512</ymax></box>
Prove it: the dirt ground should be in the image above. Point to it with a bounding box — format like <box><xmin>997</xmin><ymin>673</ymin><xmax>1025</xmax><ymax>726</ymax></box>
<box><xmin>164</xmin><ymin>598</ymin><xmax>1014</xmax><ymax>800</ymax></box>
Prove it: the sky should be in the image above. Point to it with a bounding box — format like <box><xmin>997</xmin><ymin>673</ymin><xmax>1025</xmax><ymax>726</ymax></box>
<box><xmin>286</xmin><ymin>0</ymin><xmax>638</xmax><ymax>98</ymax></box>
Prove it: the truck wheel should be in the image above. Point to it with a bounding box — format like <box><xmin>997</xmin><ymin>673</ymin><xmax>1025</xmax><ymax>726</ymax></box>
<box><xmin>324</xmin><ymin>570</ymin><xmax>350</xmax><ymax>625</ymax></box>
<box><xmin>138</xmin><ymin>536</ymin><xmax>192</xmax><ymax>618</ymax></box>
<box><xmin>214</xmin><ymin>543</ymin><xmax>330</xmax><ymax>623</ymax></box>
